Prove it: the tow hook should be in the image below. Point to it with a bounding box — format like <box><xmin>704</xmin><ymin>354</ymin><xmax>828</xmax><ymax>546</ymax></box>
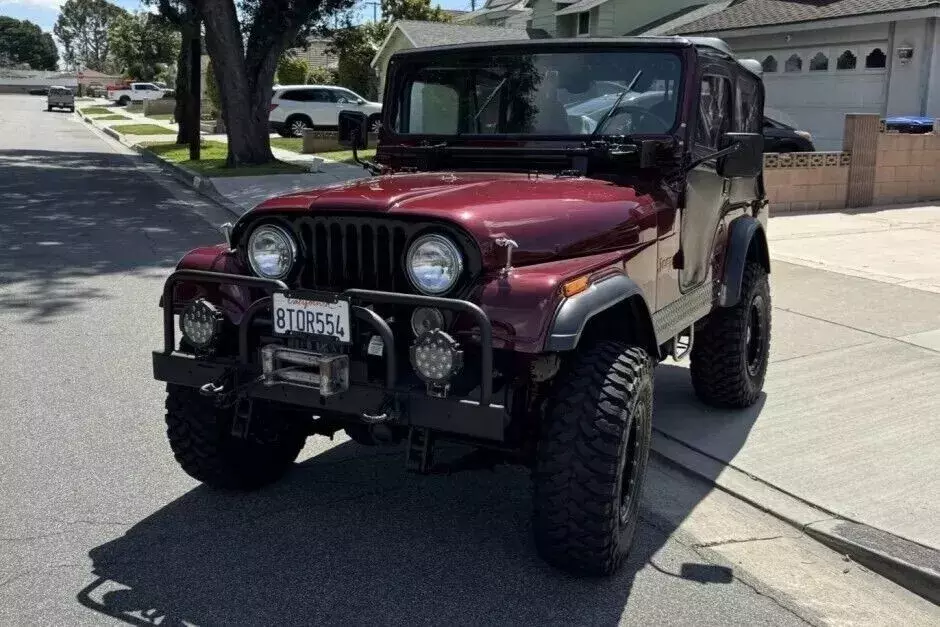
<box><xmin>361</xmin><ymin>397</ymin><xmax>400</xmax><ymax>424</ymax></box>
<box><xmin>199</xmin><ymin>375</ymin><xmax>228</xmax><ymax>397</ymax></box>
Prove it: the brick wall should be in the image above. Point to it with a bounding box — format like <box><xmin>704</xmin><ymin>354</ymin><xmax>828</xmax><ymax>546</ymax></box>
<box><xmin>873</xmin><ymin>132</ymin><xmax>940</xmax><ymax>205</ymax></box>
<box><xmin>763</xmin><ymin>114</ymin><xmax>940</xmax><ymax>213</ymax></box>
<box><xmin>764</xmin><ymin>152</ymin><xmax>850</xmax><ymax>213</ymax></box>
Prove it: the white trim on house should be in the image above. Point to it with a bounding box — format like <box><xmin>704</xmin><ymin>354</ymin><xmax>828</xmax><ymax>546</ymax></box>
<box><xmin>370</xmin><ymin>23</ymin><xmax>417</xmax><ymax>69</ymax></box>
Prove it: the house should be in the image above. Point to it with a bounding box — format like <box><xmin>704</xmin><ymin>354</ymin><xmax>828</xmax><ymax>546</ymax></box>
<box><xmin>454</xmin><ymin>0</ymin><xmax>533</xmax><ymax>28</ymax></box>
<box><xmin>289</xmin><ymin>38</ymin><xmax>338</xmax><ymax>72</ymax></box>
<box><xmin>527</xmin><ymin>0</ymin><xmax>712</xmax><ymax>38</ymax></box>
<box><xmin>648</xmin><ymin>0</ymin><xmax>940</xmax><ymax>149</ymax></box>
<box><xmin>370</xmin><ymin>20</ymin><xmax>544</xmax><ymax>97</ymax></box>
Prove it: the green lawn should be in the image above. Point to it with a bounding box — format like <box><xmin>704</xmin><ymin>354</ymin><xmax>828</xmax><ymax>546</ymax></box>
<box><xmin>95</xmin><ymin>114</ymin><xmax>132</xmax><ymax>121</ymax></box>
<box><xmin>318</xmin><ymin>148</ymin><xmax>377</xmax><ymax>164</ymax></box>
<box><xmin>147</xmin><ymin>113</ymin><xmax>174</xmax><ymax>121</ymax></box>
<box><xmin>110</xmin><ymin>123</ymin><xmax>175</xmax><ymax>136</ymax></box>
<box><xmin>267</xmin><ymin>138</ymin><xmax>377</xmax><ymax>165</ymax></box>
<box><xmin>144</xmin><ymin>141</ymin><xmax>308</xmax><ymax>177</ymax></box>
<box><xmin>269</xmin><ymin>137</ymin><xmax>302</xmax><ymax>152</ymax></box>
<box><xmin>79</xmin><ymin>106</ymin><xmax>113</xmax><ymax>115</ymax></box>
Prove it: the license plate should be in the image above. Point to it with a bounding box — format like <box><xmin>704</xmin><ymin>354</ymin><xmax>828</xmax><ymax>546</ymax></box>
<box><xmin>272</xmin><ymin>293</ymin><xmax>351</xmax><ymax>343</ymax></box>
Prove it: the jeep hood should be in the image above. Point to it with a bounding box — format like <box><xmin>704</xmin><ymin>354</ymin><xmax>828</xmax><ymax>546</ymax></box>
<box><xmin>245</xmin><ymin>172</ymin><xmax>662</xmax><ymax>266</ymax></box>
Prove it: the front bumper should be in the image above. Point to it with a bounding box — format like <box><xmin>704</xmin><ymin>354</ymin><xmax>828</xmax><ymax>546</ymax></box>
<box><xmin>154</xmin><ymin>269</ymin><xmax>508</xmax><ymax>441</ymax></box>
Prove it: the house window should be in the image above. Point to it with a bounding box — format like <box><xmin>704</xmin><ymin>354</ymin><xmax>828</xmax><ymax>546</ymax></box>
<box><xmin>865</xmin><ymin>48</ymin><xmax>887</xmax><ymax>69</ymax></box>
<box><xmin>837</xmin><ymin>50</ymin><xmax>857</xmax><ymax>70</ymax></box>
<box><xmin>577</xmin><ymin>11</ymin><xmax>590</xmax><ymax>36</ymax></box>
<box><xmin>761</xmin><ymin>55</ymin><xmax>778</xmax><ymax>73</ymax></box>
<box><xmin>785</xmin><ymin>54</ymin><xmax>802</xmax><ymax>72</ymax></box>
<box><xmin>809</xmin><ymin>52</ymin><xmax>829</xmax><ymax>71</ymax></box>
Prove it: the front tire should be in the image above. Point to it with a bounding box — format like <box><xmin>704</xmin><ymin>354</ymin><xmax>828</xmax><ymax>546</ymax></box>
<box><xmin>533</xmin><ymin>341</ymin><xmax>653</xmax><ymax>575</ymax></box>
<box><xmin>285</xmin><ymin>115</ymin><xmax>312</xmax><ymax>138</ymax></box>
<box><xmin>690</xmin><ymin>261</ymin><xmax>771</xmax><ymax>408</ymax></box>
<box><xmin>165</xmin><ymin>384</ymin><xmax>308</xmax><ymax>490</ymax></box>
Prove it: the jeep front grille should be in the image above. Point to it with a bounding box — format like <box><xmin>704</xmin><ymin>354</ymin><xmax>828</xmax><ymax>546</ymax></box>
<box><xmin>294</xmin><ymin>217</ymin><xmax>409</xmax><ymax>291</ymax></box>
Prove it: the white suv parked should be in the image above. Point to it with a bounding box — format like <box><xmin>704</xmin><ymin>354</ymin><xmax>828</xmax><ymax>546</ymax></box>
<box><xmin>269</xmin><ymin>85</ymin><xmax>382</xmax><ymax>137</ymax></box>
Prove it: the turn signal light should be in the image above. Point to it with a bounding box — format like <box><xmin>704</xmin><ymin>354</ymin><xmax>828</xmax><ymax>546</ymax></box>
<box><xmin>562</xmin><ymin>275</ymin><xmax>590</xmax><ymax>297</ymax></box>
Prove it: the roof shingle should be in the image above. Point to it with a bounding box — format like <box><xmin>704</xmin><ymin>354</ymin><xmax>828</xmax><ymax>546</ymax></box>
<box><xmin>396</xmin><ymin>20</ymin><xmax>534</xmax><ymax>47</ymax></box>
<box><xmin>669</xmin><ymin>0</ymin><xmax>937</xmax><ymax>34</ymax></box>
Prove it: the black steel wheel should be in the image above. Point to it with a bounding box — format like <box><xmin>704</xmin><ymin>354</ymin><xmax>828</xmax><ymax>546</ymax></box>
<box><xmin>690</xmin><ymin>261</ymin><xmax>771</xmax><ymax>408</ymax></box>
<box><xmin>533</xmin><ymin>341</ymin><xmax>653</xmax><ymax>576</ymax></box>
<box><xmin>165</xmin><ymin>384</ymin><xmax>308</xmax><ymax>490</ymax></box>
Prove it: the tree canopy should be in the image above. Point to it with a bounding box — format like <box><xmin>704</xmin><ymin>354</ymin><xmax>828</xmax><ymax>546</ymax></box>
<box><xmin>0</xmin><ymin>17</ymin><xmax>59</xmax><ymax>71</ymax></box>
<box><xmin>54</xmin><ymin>0</ymin><xmax>128</xmax><ymax>72</ymax></box>
<box><xmin>108</xmin><ymin>12</ymin><xmax>180</xmax><ymax>81</ymax></box>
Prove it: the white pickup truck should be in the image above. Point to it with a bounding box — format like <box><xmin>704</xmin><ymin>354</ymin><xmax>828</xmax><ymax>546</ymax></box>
<box><xmin>107</xmin><ymin>82</ymin><xmax>166</xmax><ymax>105</ymax></box>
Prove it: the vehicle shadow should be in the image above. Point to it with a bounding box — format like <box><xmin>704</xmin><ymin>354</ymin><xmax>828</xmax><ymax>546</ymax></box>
<box><xmin>79</xmin><ymin>364</ymin><xmax>761</xmax><ymax>626</ymax></box>
<box><xmin>0</xmin><ymin>149</ymin><xmax>218</xmax><ymax>323</ymax></box>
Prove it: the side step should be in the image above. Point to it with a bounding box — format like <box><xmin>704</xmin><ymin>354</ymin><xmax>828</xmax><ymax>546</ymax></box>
<box><xmin>405</xmin><ymin>427</ymin><xmax>435</xmax><ymax>474</ymax></box>
<box><xmin>672</xmin><ymin>325</ymin><xmax>694</xmax><ymax>361</ymax></box>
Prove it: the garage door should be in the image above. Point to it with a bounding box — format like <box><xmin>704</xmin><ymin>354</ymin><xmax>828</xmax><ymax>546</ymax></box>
<box><xmin>757</xmin><ymin>45</ymin><xmax>888</xmax><ymax>150</ymax></box>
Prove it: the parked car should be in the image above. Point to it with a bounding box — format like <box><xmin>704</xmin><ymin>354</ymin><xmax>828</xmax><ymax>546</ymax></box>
<box><xmin>154</xmin><ymin>37</ymin><xmax>771</xmax><ymax>576</ymax></box>
<box><xmin>268</xmin><ymin>84</ymin><xmax>382</xmax><ymax>137</ymax></box>
<box><xmin>46</xmin><ymin>86</ymin><xmax>75</xmax><ymax>112</ymax></box>
<box><xmin>107</xmin><ymin>82</ymin><xmax>167</xmax><ymax>106</ymax></box>
<box><xmin>763</xmin><ymin>107</ymin><xmax>815</xmax><ymax>152</ymax></box>
<box><xmin>883</xmin><ymin>115</ymin><xmax>934</xmax><ymax>134</ymax></box>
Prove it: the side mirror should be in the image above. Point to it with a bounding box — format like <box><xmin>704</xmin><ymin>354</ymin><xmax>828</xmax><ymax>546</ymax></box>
<box><xmin>338</xmin><ymin>110</ymin><xmax>369</xmax><ymax>149</ymax></box>
<box><xmin>356</xmin><ymin>98</ymin><xmax>366</xmax><ymax>105</ymax></box>
<box><xmin>717</xmin><ymin>132</ymin><xmax>763</xmax><ymax>177</ymax></box>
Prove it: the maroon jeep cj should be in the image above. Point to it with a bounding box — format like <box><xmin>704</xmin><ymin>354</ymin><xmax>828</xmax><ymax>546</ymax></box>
<box><xmin>153</xmin><ymin>36</ymin><xmax>771</xmax><ymax>575</ymax></box>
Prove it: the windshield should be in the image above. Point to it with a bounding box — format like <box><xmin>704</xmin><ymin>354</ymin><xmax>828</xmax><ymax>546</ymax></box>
<box><xmin>392</xmin><ymin>50</ymin><xmax>682</xmax><ymax>137</ymax></box>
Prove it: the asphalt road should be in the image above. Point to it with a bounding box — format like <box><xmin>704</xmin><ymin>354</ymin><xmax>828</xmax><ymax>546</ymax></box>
<box><xmin>0</xmin><ymin>94</ymin><xmax>935</xmax><ymax>626</ymax></box>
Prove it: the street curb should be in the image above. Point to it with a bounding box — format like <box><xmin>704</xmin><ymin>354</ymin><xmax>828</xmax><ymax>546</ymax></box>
<box><xmin>651</xmin><ymin>431</ymin><xmax>940</xmax><ymax>605</ymax></box>
<box><xmin>80</xmin><ymin>112</ymin><xmax>243</xmax><ymax>219</ymax></box>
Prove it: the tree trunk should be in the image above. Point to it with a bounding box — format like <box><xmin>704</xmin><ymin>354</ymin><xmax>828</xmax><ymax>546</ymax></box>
<box><xmin>173</xmin><ymin>30</ymin><xmax>192</xmax><ymax>145</ymax></box>
<box><xmin>195</xmin><ymin>0</ymin><xmax>274</xmax><ymax>166</ymax></box>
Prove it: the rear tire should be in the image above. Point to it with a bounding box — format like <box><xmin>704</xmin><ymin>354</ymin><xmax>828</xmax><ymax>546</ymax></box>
<box><xmin>119</xmin><ymin>96</ymin><xmax>130</xmax><ymax>106</ymax></box>
<box><xmin>533</xmin><ymin>341</ymin><xmax>653</xmax><ymax>576</ymax></box>
<box><xmin>285</xmin><ymin>115</ymin><xmax>313</xmax><ymax>138</ymax></box>
<box><xmin>165</xmin><ymin>384</ymin><xmax>308</xmax><ymax>490</ymax></box>
<box><xmin>690</xmin><ymin>261</ymin><xmax>771</xmax><ymax>408</ymax></box>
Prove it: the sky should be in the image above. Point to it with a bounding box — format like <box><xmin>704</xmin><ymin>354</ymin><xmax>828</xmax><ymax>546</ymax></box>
<box><xmin>0</xmin><ymin>0</ymin><xmax>475</xmax><ymax>33</ymax></box>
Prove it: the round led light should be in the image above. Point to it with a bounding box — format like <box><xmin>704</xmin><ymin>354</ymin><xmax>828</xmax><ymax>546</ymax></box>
<box><xmin>247</xmin><ymin>224</ymin><xmax>297</xmax><ymax>280</ymax></box>
<box><xmin>409</xmin><ymin>329</ymin><xmax>463</xmax><ymax>383</ymax></box>
<box><xmin>180</xmin><ymin>299</ymin><xmax>222</xmax><ymax>349</ymax></box>
<box><xmin>411</xmin><ymin>307</ymin><xmax>445</xmax><ymax>336</ymax></box>
<box><xmin>406</xmin><ymin>234</ymin><xmax>463</xmax><ymax>295</ymax></box>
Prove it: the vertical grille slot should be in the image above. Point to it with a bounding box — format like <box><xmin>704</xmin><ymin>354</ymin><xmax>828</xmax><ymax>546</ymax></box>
<box><xmin>295</xmin><ymin>217</ymin><xmax>411</xmax><ymax>292</ymax></box>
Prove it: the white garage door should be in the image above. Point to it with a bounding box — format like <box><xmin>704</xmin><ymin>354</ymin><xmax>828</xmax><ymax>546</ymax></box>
<box><xmin>756</xmin><ymin>45</ymin><xmax>888</xmax><ymax>150</ymax></box>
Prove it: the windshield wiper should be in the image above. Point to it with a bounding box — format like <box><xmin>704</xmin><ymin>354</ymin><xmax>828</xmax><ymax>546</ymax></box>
<box><xmin>589</xmin><ymin>70</ymin><xmax>643</xmax><ymax>138</ymax></box>
<box><xmin>464</xmin><ymin>78</ymin><xmax>507</xmax><ymax>133</ymax></box>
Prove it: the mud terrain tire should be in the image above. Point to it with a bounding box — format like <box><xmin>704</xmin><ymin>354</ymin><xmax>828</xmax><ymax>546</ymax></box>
<box><xmin>165</xmin><ymin>384</ymin><xmax>307</xmax><ymax>489</ymax></box>
<box><xmin>690</xmin><ymin>261</ymin><xmax>771</xmax><ymax>408</ymax></box>
<box><xmin>533</xmin><ymin>341</ymin><xmax>653</xmax><ymax>575</ymax></box>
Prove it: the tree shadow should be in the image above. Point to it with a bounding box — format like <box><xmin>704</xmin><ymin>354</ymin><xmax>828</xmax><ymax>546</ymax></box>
<box><xmin>0</xmin><ymin>149</ymin><xmax>218</xmax><ymax>324</ymax></box>
<box><xmin>79</xmin><ymin>363</ymin><xmax>763</xmax><ymax>625</ymax></box>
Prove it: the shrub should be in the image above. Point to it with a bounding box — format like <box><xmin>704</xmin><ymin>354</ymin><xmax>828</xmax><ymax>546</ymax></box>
<box><xmin>307</xmin><ymin>66</ymin><xmax>337</xmax><ymax>85</ymax></box>
<box><xmin>277</xmin><ymin>55</ymin><xmax>309</xmax><ymax>85</ymax></box>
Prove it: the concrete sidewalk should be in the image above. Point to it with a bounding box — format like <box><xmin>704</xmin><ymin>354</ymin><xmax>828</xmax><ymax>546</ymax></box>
<box><xmin>653</xmin><ymin>204</ymin><xmax>940</xmax><ymax>597</ymax></box>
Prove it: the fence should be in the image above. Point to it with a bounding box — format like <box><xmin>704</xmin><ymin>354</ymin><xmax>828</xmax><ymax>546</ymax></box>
<box><xmin>765</xmin><ymin>113</ymin><xmax>940</xmax><ymax>212</ymax></box>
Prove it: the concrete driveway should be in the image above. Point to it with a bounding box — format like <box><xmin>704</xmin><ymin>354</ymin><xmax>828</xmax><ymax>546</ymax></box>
<box><xmin>655</xmin><ymin>204</ymin><xmax>940</xmax><ymax>554</ymax></box>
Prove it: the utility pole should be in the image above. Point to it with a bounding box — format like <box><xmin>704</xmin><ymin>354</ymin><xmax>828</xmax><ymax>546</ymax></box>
<box><xmin>189</xmin><ymin>28</ymin><xmax>201</xmax><ymax>161</ymax></box>
<box><xmin>364</xmin><ymin>1</ymin><xmax>380</xmax><ymax>21</ymax></box>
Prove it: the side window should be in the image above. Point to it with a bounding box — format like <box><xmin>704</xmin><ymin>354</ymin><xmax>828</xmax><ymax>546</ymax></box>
<box><xmin>734</xmin><ymin>74</ymin><xmax>762</xmax><ymax>133</ymax></box>
<box><xmin>695</xmin><ymin>74</ymin><xmax>732</xmax><ymax>148</ymax></box>
<box><xmin>309</xmin><ymin>89</ymin><xmax>335</xmax><ymax>103</ymax></box>
<box><xmin>279</xmin><ymin>90</ymin><xmax>305</xmax><ymax>102</ymax></box>
<box><xmin>335</xmin><ymin>89</ymin><xmax>360</xmax><ymax>103</ymax></box>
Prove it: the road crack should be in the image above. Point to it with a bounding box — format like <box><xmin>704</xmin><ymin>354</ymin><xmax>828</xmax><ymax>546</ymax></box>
<box><xmin>692</xmin><ymin>535</ymin><xmax>784</xmax><ymax>549</ymax></box>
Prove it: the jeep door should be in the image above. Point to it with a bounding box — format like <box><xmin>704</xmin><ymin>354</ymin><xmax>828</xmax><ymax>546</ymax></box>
<box><xmin>680</xmin><ymin>67</ymin><xmax>734</xmax><ymax>292</ymax></box>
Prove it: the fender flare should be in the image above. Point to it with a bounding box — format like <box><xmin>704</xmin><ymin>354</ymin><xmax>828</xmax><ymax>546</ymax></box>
<box><xmin>720</xmin><ymin>215</ymin><xmax>770</xmax><ymax>308</ymax></box>
<box><xmin>544</xmin><ymin>274</ymin><xmax>657</xmax><ymax>356</ymax></box>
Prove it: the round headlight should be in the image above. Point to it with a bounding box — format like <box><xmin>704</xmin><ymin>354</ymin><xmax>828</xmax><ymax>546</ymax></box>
<box><xmin>406</xmin><ymin>234</ymin><xmax>463</xmax><ymax>295</ymax></box>
<box><xmin>247</xmin><ymin>224</ymin><xmax>297</xmax><ymax>280</ymax></box>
